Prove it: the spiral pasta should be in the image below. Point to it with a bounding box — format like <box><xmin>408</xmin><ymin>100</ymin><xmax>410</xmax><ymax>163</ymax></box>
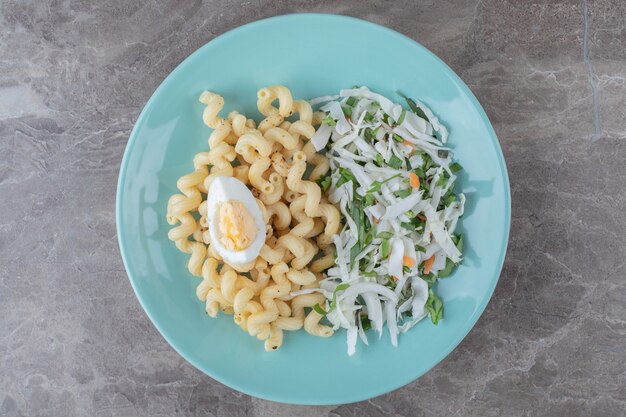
<box><xmin>167</xmin><ymin>86</ymin><xmax>341</xmax><ymax>352</ymax></box>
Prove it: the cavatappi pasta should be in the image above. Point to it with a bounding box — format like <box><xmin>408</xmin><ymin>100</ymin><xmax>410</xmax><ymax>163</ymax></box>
<box><xmin>166</xmin><ymin>86</ymin><xmax>339</xmax><ymax>351</ymax></box>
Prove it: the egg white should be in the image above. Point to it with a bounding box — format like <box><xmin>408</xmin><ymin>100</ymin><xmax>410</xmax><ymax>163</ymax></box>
<box><xmin>205</xmin><ymin>176</ymin><xmax>266</xmax><ymax>265</ymax></box>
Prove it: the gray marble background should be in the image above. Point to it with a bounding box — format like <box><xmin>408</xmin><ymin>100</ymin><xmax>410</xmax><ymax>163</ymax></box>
<box><xmin>1</xmin><ymin>0</ymin><xmax>625</xmax><ymax>416</ymax></box>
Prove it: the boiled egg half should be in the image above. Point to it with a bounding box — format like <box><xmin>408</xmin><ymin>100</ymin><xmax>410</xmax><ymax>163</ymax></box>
<box><xmin>206</xmin><ymin>177</ymin><xmax>266</xmax><ymax>265</ymax></box>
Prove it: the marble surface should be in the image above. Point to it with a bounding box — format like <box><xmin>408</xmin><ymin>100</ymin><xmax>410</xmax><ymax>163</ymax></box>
<box><xmin>1</xmin><ymin>0</ymin><xmax>625</xmax><ymax>416</ymax></box>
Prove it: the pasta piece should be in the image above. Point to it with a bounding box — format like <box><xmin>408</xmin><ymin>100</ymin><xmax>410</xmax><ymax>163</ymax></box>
<box><xmin>286</xmin><ymin>268</ymin><xmax>317</xmax><ymax>285</ymax></box>
<box><xmin>233</xmin><ymin>165</ymin><xmax>250</xmax><ymax>184</ymax></box>
<box><xmin>235</xmin><ymin>131</ymin><xmax>273</xmax><ymax>164</ymax></box>
<box><xmin>247</xmin><ymin>310</ymin><xmax>279</xmax><ymax>339</ymax></box>
<box><xmin>229</xmin><ymin>111</ymin><xmax>255</xmax><ymax>137</ymax></box>
<box><xmin>259</xmin><ymin>171</ymin><xmax>284</xmax><ymax>205</ymax></box>
<box><xmin>270</xmin><ymin>152</ymin><xmax>291</xmax><ymax>177</ymax></box>
<box><xmin>248</xmin><ymin>157</ymin><xmax>274</xmax><ymax>195</ymax></box>
<box><xmin>291</xmin><ymin>292</ymin><xmax>325</xmax><ymax>319</ymax></box>
<box><xmin>258</xmin><ymin>113</ymin><xmax>284</xmax><ymax>134</ymax></box>
<box><xmin>304</xmin><ymin>310</ymin><xmax>334</xmax><ymax>338</ymax></box>
<box><xmin>292</xmin><ymin>99</ymin><xmax>313</xmax><ymax>124</ymax></box>
<box><xmin>199</xmin><ymin>91</ymin><xmax>225</xmax><ymax>129</ymax></box>
<box><xmin>310</xmin><ymin>249</ymin><xmax>335</xmax><ymax>273</ymax></box>
<box><xmin>265</xmin><ymin>201</ymin><xmax>291</xmax><ymax>230</ymax></box>
<box><xmin>311</xmin><ymin>111</ymin><xmax>325</xmax><ymax>126</ymax></box>
<box><xmin>275</xmin><ymin>316</ymin><xmax>304</xmax><ymax>331</ymax></box>
<box><xmin>264</xmin><ymin>127</ymin><xmax>300</xmax><ymax>150</ymax></box>
<box><xmin>286</xmin><ymin>155</ymin><xmax>340</xmax><ymax>236</ymax></box>
<box><xmin>275</xmin><ymin>234</ymin><xmax>318</xmax><ymax>270</ymax></box>
<box><xmin>257</xmin><ymin>85</ymin><xmax>294</xmax><ymax>117</ymax></box>
<box><xmin>264</xmin><ymin>324</ymin><xmax>283</xmax><ymax>351</ymax></box>
<box><xmin>234</xmin><ymin>300</ymin><xmax>263</xmax><ymax>332</ymax></box>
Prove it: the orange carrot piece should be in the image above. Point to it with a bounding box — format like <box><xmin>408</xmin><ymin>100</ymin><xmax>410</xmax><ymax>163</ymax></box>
<box><xmin>373</xmin><ymin>217</ymin><xmax>380</xmax><ymax>224</ymax></box>
<box><xmin>403</xmin><ymin>140</ymin><xmax>415</xmax><ymax>155</ymax></box>
<box><xmin>416</xmin><ymin>213</ymin><xmax>427</xmax><ymax>222</ymax></box>
<box><xmin>409</xmin><ymin>172</ymin><xmax>420</xmax><ymax>188</ymax></box>
<box><xmin>392</xmin><ymin>275</ymin><xmax>399</xmax><ymax>282</ymax></box>
<box><xmin>403</xmin><ymin>256</ymin><xmax>415</xmax><ymax>268</ymax></box>
<box><xmin>423</xmin><ymin>255</ymin><xmax>435</xmax><ymax>274</ymax></box>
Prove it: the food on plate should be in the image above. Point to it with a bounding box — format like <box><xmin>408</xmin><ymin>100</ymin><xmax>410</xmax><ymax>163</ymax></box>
<box><xmin>301</xmin><ymin>87</ymin><xmax>465</xmax><ymax>355</ymax></box>
<box><xmin>166</xmin><ymin>85</ymin><xmax>465</xmax><ymax>354</ymax></box>
<box><xmin>166</xmin><ymin>86</ymin><xmax>340</xmax><ymax>351</ymax></box>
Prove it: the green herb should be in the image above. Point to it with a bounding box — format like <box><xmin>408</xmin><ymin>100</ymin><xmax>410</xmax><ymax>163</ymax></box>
<box><xmin>443</xmin><ymin>193</ymin><xmax>457</xmax><ymax>207</ymax></box>
<box><xmin>332</xmin><ymin>283</ymin><xmax>350</xmax><ymax>309</ymax></box>
<box><xmin>342</xmin><ymin>106</ymin><xmax>352</xmax><ymax>118</ymax></box>
<box><xmin>397</xmin><ymin>109</ymin><xmax>407</xmax><ymax>125</ymax></box>
<box><xmin>386</xmin><ymin>276</ymin><xmax>397</xmax><ymax>289</ymax></box>
<box><xmin>397</xmin><ymin>91</ymin><xmax>430</xmax><ymax>123</ymax></box>
<box><xmin>346</xmin><ymin>96</ymin><xmax>357</xmax><ymax>106</ymax></box>
<box><xmin>450</xmin><ymin>162</ymin><xmax>463</xmax><ymax>173</ymax></box>
<box><xmin>363</xmin><ymin>111</ymin><xmax>374</xmax><ymax>122</ymax></box>
<box><xmin>336</xmin><ymin>167</ymin><xmax>356</xmax><ymax>188</ymax></box>
<box><xmin>382</xmin><ymin>113</ymin><xmax>390</xmax><ymax>124</ymax></box>
<box><xmin>364</xmin><ymin>227</ymin><xmax>375</xmax><ymax>246</ymax></box>
<box><xmin>360</xmin><ymin>315</ymin><xmax>372</xmax><ymax>331</ymax></box>
<box><xmin>363</xmin><ymin>193</ymin><xmax>376</xmax><ymax>207</ymax></box>
<box><xmin>349</xmin><ymin>204</ymin><xmax>363</xmax><ymax>267</ymax></box>
<box><xmin>422</xmin><ymin>273</ymin><xmax>438</xmax><ymax>286</ymax></box>
<box><xmin>425</xmin><ymin>290</ymin><xmax>444</xmax><ymax>324</ymax></box>
<box><xmin>392</xmin><ymin>133</ymin><xmax>404</xmax><ymax>143</ymax></box>
<box><xmin>313</xmin><ymin>303</ymin><xmax>328</xmax><ymax>315</ymax></box>
<box><xmin>367</xmin><ymin>173</ymin><xmax>401</xmax><ymax>194</ymax></box>
<box><xmin>436</xmin><ymin>172</ymin><xmax>449</xmax><ymax>187</ymax></box>
<box><xmin>413</xmin><ymin>167</ymin><xmax>425</xmax><ymax>178</ymax></box>
<box><xmin>316</xmin><ymin>175</ymin><xmax>332</xmax><ymax>193</ymax></box>
<box><xmin>375</xmin><ymin>153</ymin><xmax>384</xmax><ymax>167</ymax></box>
<box><xmin>403</xmin><ymin>266</ymin><xmax>411</xmax><ymax>273</ymax></box>
<box><xmin>381</xmin><ymin>238</ymin><xmax>390</xmax><ymax>258</ymax></box>
<box><xmin>415</xmin><ymin>245</ymin><xmax>426</xmax><ymax>253</ymax></box>
<box><xmin>394</xmin><ymin>188</ymin><xmax>413</xmax><ymax>199</ymax></box>
<box><xmin>377</xmin><ymin>231</ymin><xmax>394</xmax><ymax>239</ymax></box>
<box><xmin>437</xmin><ymin>258</ymin><xmax>456</xmax><ymax>278</ymax></box>
<box><xmin>422</xmin><ymin>153</ymin><xmax>433</xmax><ymax>170</ymax></box>
<box><xmin>455</xmin><ymin>234</ymin><xmax>464</xmax><ymax>252</ymax></box>
<box><xmin>317</xmin><ymin>283</ymin><xmax>352</xmax><ymax>316</ymax></box>
<box><xmin>388</xmin><ymin>155</ymin><xmax>403</xmax><ymax>169</ymax></box>
<box><xmin>405</xmin><ymin>210</ymin><xmax>416</xmax><ymax>218</ymax></box>
<box><xmin>322</xmin><ymin>115</ymin><xmax>336</xmax><ymax>126</ymax></box>
<box><xmin>364</xmin><ymin>127</ymin><xmax>376</xmax><ymax>143</ymax></box>
<box><xmin>400</xmin><ymin>221</ymin><xmax>416</xmax><ymax>231</ymax></box>
<box><xmin>360</xmin><ymin>271</ymin><xmax>378</xmax><ymax>278</ymax></box>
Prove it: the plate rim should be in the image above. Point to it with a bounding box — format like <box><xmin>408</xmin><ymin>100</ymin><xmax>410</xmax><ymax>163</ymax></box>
<box><xmin>116</xmin><ymin>12</ymin><xmax>511</xmax><ymax>405</ymax></box>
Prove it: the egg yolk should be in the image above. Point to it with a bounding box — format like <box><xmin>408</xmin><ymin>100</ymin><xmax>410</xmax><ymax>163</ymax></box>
<box><xmin>217</xmin><ymin>201</ymin><xmax>257</xmax><ymax>251</ymax></box>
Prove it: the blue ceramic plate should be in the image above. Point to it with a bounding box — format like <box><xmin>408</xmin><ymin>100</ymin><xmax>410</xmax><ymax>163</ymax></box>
<box><xmin>117</xmin><ymin>14</ymin><xmax>510</xmax><ymax>405</ymax></box>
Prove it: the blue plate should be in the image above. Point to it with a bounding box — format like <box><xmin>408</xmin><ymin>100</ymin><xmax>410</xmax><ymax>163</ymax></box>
<box><xmin>116</xmin><ymin>14</ymin><xmax>510</xmax><ymax>405</ymax></box>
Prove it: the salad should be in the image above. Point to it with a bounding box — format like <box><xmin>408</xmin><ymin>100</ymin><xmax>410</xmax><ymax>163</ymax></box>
<box><xmin>302</xmin><ymin>87</ymin><xmax>466</xmax><ymax>355</ymax></box>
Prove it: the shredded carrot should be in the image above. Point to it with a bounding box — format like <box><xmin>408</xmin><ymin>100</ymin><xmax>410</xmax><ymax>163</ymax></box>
<box><xmin>392</xmin><ymin>275</ymin><xmax>398</xmax><ymax>282</ymax></box>
<box><xmin>409</xmin><ymin>172</ymin><xmax>420</xmax><ymax>188</ymax></box>
<box><xmin>403</xmin><ymin>256</ymin><xmax>415</xmax><ymax>268</ymax></box>
<box><xmin>403</xmin><ymin>140</ymin><xmax>415</xmax><ymax>155</ymax></box>
<box><xmin>424</xmin><ymin>255</ymin><xmax>435</xmax><ymax>275</ymax></box>
<box><xmin>373</xmin><ymin>217</ymin><xmax>380</xmax><ymax>224</ymax></box>
<box><xmin>416</xmin><ymin>213</ymin><xmax>427</xmax><ymax>222</ymax></box>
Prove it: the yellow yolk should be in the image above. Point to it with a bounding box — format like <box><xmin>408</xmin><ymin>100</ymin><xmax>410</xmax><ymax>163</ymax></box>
<box><xmin>217</xmin><ymin>201</ymin><xmax>257</xmax><ymax>251</ymax></box>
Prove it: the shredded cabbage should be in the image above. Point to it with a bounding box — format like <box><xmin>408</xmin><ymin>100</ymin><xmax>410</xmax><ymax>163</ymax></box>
<box><xmin>309</xmin><ymin>87</ymin><xmax>465</xmax><ymax>355</ymax></box>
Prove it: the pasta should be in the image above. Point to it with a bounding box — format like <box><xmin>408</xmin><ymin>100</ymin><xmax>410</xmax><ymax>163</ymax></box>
<box><xmin>166</xmin><ymin>86</ymin><xmax>341</xmax><ymax>351</ymax></box>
